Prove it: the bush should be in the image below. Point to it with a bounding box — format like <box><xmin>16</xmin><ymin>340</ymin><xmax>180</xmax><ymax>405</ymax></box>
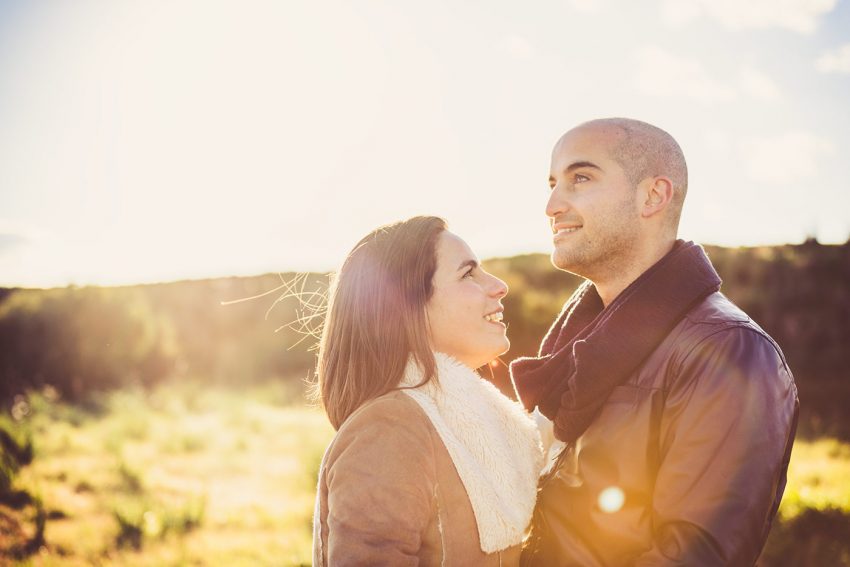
<box><xmin>112</xmin><ymin>494</ymin><xmax>206</xmax><ymax>550</ymax></box>
<box><xmin>0</xmin><ymin>413</ymin><xmax>44</xmax><ymax>559</ymax></box>
<box><xmin>2</xmin><ymin>242</ymin><xmax>849</xmax><ymax>438</ymax></box>
<box><xmin>0</xmin><ymin>287</ymin><xmax>177</xmax><ymax>403</ymax></box>
<box><xmin>0</xmin><ymin>415</ymin><xmax>33</xmax><ymax>501</ymax></box>
<box><xmin>761</xmin><ymin>508</ymin><xmax>850</xmax><ymax>566</ymax></box>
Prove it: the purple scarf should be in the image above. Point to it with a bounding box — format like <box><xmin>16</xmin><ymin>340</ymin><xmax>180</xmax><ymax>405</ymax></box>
<box><xmin>510</xmin><ymin>241</ymin><xmax>721</xmax><ymax>443</ymax></box>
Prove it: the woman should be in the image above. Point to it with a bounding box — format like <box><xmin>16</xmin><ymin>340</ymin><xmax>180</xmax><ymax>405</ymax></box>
<box><xmin>312</xmin><ymin>216</ymin><xmax>543</xmax><ymax>566</ymax></box>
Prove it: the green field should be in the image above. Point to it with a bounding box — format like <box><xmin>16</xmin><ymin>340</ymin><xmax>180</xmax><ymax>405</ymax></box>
<box><xmin>3</xmin><ymin>385</ymin><xmax>333</xmax><ymax>566</ymax></box>
<box><xmin>3</xmin><ymin>385</ymin><xmax>849</xmax><ymax>566</ymax></box>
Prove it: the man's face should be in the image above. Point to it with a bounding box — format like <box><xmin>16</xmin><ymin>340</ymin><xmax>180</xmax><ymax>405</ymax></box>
<box><xmin>546</xmin><ymin>126</ymin><xmax>642</xmax><ymax>279</ymax></box>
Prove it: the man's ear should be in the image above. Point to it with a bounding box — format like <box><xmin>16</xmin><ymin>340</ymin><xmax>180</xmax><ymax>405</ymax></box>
<box><xmin>640</xmin><ymin>177</ymin><xmax>674</xmax><ymax>218</ymax></box>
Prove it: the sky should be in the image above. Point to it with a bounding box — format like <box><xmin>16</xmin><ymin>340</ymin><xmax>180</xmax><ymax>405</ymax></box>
<box><xmin>1</xmin><ymin>0</ymin><xmax>848</xmax><ymax>287</ymax></box>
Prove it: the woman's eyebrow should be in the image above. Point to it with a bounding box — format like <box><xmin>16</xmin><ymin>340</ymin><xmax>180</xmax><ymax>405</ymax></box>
<box><xmin>457</xmin><ymin>259</ymin><xmax>478</xmax><ymax>272</ymax></box>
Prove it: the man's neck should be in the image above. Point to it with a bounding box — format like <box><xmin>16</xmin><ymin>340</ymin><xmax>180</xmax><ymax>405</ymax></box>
<box><xmin>594</xmin><ymin>239</ymin><xmax>677</xmax><ymax>307</ymax></box>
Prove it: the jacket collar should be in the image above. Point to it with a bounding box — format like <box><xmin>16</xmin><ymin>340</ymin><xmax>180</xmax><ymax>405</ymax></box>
<box><xmin>511</xmin><ymin>240</ymin><xmax>722</xmax><ymax>443</ymax></box>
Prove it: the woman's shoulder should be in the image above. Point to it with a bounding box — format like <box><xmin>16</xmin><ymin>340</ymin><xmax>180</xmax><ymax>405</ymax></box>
<box><xmin>323</xmin><ymin>390</ymin><xmax>438</xmax><ymax>481</ymax></box>
<box><xmin>340</xmin><ymin>389</ymin><xmax>431</xmax><ymax>432</ymax></box>
<box><xmin>329</xmin><ymin>390</ymin><xmax>436</xmax><ymax>455</ymax></box>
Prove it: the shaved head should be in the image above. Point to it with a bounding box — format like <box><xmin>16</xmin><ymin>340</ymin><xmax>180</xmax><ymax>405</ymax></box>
<box><xmin>571</xmin><ymin>117</ymin><xmax>688</xmax><ymax>228</ymax></box>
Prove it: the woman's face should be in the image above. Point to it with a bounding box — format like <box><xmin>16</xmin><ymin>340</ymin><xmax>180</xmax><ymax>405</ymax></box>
<box><xmin>426</xmin><ymin>231</ymin><xmax>510</xmax><ymax>369</ymax></box>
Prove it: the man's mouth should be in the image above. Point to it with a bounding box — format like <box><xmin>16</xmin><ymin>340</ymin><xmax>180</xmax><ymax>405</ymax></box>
<box><xmin>553</xmin><ymin>223</ymin><xmax>583</xmax><ymax>236</ymax></box>
<box><xmin>555</xmin><ymin>226</ymin><xmax>581</xmax><ymax>235</ymax></box>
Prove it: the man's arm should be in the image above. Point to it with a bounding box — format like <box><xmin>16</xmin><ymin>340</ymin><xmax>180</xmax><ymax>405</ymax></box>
<box><xmin>634</xmin><ymin>326</ymin><xmax>798</xmax><ymax>566</ymax></box>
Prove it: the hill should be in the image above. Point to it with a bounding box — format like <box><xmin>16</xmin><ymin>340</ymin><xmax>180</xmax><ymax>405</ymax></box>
<box><xmin>1</xmin><ymin>239</ymin><xmax>848</xmax><ymax>438</ymax></box>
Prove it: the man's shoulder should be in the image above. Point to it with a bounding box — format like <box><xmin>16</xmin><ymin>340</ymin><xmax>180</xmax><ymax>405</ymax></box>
<box><xmin>682</xmin><ymin>291</ymin><xmax>767</xmax><ymax>338</ymax></box>
<box><xmin>685</xmin><ymin>291</ymin><xmax>750</xmax><ymax>326</ymax></box>
<box><xmin>671</xmin><ymin>291</ymin><xmax>788</xmax><ymax>368</ymax></box>
<box><xmin>640</xmin><ymin>291</ymin><xmax>796</xmax><ymax>398</ymax></box>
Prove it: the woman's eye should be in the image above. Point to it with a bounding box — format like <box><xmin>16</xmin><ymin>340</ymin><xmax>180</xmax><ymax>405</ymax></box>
<box><xmin>462</xmin><ymin>269</ymin><xmax>474</xmax><ymax>279</ymax></box>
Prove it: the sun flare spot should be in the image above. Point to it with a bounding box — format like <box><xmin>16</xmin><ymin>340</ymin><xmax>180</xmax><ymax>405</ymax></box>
<box><xmin>598</xmin><ymin>486</ymin><xmax>625</xmax><ymax>513</ymax></box>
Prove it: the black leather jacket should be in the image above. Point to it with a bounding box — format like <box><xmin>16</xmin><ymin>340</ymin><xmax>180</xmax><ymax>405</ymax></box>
<box><xmin>522</xmin><ymin>292</ymin><xmax>799</xmax><ymax>566</ymax></box>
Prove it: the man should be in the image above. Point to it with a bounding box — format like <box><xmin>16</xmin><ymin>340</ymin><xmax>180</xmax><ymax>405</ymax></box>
<box><xmin>511</xmin><ymin>118</ymin><xmax>798</xmax><ymax>566</ymax></box>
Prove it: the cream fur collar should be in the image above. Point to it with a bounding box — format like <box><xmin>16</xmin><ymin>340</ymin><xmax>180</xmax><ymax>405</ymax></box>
<box><xmin>400</xmin><ymin>353</ymin><xmax>543</xmax><ymax>553</ymax></box>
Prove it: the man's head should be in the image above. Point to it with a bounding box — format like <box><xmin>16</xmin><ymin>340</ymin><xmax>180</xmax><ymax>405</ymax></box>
<box><xmin>546</xmin><ymin>117</ymin><xmax>687</xmax><ymax>281</ymax></box>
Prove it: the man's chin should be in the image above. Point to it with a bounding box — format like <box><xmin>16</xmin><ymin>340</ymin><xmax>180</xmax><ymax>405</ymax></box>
<box><xmin>551</xmin><ymin>250</ymin><xmax>579</xmax><ymax>273</ymax></box>
<box><xmin>552</xmin><ymin>254</ymin><xmax>594</xmax><ymax>282</ymax></box>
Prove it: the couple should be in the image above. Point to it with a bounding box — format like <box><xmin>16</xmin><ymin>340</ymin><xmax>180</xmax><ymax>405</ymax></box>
<box><xmin>311</xmin><ymin>118</ymin><xmax>799</xmax><ymax>566</ymax></box>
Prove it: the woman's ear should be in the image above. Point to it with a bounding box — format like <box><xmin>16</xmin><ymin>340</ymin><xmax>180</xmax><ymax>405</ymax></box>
<box><xmin>641</xmin><ymin>176</ymin><xmax>674</xmax><ymax>218</ymax></box>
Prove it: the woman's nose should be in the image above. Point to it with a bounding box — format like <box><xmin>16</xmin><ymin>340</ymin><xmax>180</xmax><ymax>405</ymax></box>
<box><xmin>489</xmin><ymin>275</ymin><xmax>508</xmax><ymax>298</ymax></box>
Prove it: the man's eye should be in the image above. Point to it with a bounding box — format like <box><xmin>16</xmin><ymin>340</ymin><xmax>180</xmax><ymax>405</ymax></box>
<box><xmin>575</xmin><ymin>174</ymin><xmax>590</xmax><ymax>183</ymax></box>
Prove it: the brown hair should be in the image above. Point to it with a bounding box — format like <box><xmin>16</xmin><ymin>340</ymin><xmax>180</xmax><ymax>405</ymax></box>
<box><xmin>316</xmin><ymin>216</ymin><xmax>447</xmax><ymax>430</ymax></box>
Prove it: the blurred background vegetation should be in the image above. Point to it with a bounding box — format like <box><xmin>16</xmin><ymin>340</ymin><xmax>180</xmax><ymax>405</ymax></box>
<box><xmin>1</xmin><ymin>240</ymin><xmax>849</xmax><ymax>565</ymax></box>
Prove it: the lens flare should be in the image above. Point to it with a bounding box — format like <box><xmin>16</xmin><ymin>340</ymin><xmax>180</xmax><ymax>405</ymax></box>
<box><xmin>598</xmin><ymin>486</ymin><xmax>625</xmax><ymax>513</ymax></box>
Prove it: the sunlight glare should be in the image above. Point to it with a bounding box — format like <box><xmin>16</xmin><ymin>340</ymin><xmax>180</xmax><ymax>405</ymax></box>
<box><xmin>598</xmin><ymin>486</ymin><xmax>625</xmax><ymax>513</ymax></box>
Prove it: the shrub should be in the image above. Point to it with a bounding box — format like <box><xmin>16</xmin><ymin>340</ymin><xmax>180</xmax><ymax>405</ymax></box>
<box><xmin>761</xmin><ymin>508</ymin><xmax>850</xmax><ymax>566</ymax></box>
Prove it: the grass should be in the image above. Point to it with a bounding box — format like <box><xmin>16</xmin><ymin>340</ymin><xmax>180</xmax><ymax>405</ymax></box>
<box><xmin>779</xmin><ymin>438</ymin><xmax>850</xmax><ymax>518</ymax></box>
<box><xmin>2</xmin><ymin>384</ymin><xmax>849</xmax><ymax>566</ymax></box>
<box><xmin>7</xmin><ymin>383</ymin><xmax>334</xmax><ymax>566</ymax></box>
<box><xmin>757</xmin><ymin>437</ymin><xmax>850</xmax><ymax>566</ymax></box>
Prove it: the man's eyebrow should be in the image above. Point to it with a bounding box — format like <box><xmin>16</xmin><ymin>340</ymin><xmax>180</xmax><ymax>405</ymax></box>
<box><xmin>549</xmin><ymin>160</ymin><xmax>603</xmax><ymax>183</ymax></box>
<box><xmin>457</xmin><ymin>259</ymin><xmax>478</xmax><ymax>272</ymax></box>
<box><xmin>563</xmin><ymin>160</ymin><xmax>602</xmax><ymax>174</ymax></box>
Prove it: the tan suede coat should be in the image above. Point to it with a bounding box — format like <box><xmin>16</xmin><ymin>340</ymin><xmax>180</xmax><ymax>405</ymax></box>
<box><xmin>313</xmin><ymin>390</ymin><xmax>522</xmax><ymax>566</ymax></box>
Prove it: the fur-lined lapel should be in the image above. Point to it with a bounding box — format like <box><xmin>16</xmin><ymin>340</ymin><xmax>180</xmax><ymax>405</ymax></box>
<box><xmin>400</xmin><ymin>353</ymin><xmax>543</xmax><ymax>553</ymax></box>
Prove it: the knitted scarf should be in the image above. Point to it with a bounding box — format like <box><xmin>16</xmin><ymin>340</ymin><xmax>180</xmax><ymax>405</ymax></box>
<box><xmin>401</xmin><ymin>353</ymin><xmax>543</xmax><ymax>553</ymax></box>
<box><xmin>510</xmin><ymin>240</ymin><xmax>721</xmax><ymax>444</ymax></box>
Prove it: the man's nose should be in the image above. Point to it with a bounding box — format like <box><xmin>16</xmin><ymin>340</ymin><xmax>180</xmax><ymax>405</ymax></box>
<box><xmin>546</xmin><ymin>185</ymin><xmax>569</xmax><ymax>218</ymax></box>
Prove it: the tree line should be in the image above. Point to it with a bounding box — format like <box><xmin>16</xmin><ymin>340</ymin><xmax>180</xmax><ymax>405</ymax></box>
<box><xmin>1</xmin><ymin>239</ymin><xmax>848</xmax><ymax>438</ymax></box>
